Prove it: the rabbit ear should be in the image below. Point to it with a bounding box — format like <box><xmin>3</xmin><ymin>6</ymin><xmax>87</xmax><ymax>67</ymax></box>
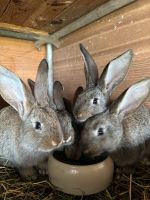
<box><xmin>98</xmin><ymin>50</ymin><xmax>133</xmax><ymax>95</ymax></box>
<box><xmin>53</xmin><ymin>81</ymin><xmax>65</xmax><ymax>110</ymax></box>
<box><xmin>73</xmin><ymin>86</ymin><xmax>83</xmax><ymax>106</ymax></box>
<box><xmin>34</xmin><ymin>59</ymin><xmax>49</xmax><ymax>106</ymax></box>
<box><xmin>110</xmin><ymin>78</ymin><xmax>150</xmax><ymax>120</ymax></box>
<box><xmin>28</xmin><ymin>79</ymin><xmax>35</xmax><ymax>96</ymax></box>
<box><xmin>0</xmin><ymin>65</ymin><xmax>34</xmax><ymax>118</ymax></box>
<box><xmin>80</xmin><ymin>44</ymin><xmax>98</xmax><ymax>88</ymax></box>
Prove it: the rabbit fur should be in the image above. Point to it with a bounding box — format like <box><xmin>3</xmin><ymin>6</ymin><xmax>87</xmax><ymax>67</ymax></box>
<box><xmin>53</xmin><ymin>81</ymin><xmax>75</xmax><ymax>146</ymax></box>
<box><xmin>0</xmin><ymin>59</ymin><xmax>68</xmax><ymax>179</ymax></box>
<box><xmin>73</xmin><ymin>44</ymin><xmax>133</xmax><ymax>122</ymax></box>
<box><xmin>28</xmin><ymin>79</ymin><xmax>75</xmax><ymax>146</ymax></box>
<box><xmin>28</xmin><ymin>79</ymin><xmax>76</xmax><ymax>160</ymax></box>
<box><xmin>80</xmin><ymin>78</ymin><xmax>150</xmax><ymax>170</ymax></box>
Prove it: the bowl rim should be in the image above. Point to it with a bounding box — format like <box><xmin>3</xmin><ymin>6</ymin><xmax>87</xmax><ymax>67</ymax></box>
<box><xmin>49</xmin><ymin>151</ymin><xmax>112</xmax><ymax>168</ymax></box>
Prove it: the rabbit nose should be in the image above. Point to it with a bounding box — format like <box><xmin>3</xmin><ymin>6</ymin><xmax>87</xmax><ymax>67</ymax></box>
<box><xmin>77</xmin><ymin>113</ymin><xmax>83</xmax><ymax>118</ymax></box>
<box><xmin>51</xmin><ymin>140</ymin><xmax>58</xmax><ymax>147</ymax></box>
<box><xmin>76</xmin><ymin>112</ymin><xmax>87</xmax><ymax>122</ymax></box>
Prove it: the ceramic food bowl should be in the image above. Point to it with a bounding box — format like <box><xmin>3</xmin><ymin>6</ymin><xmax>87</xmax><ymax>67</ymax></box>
<box><xmin>48</xmin><ymin>150</ymin><xmax>114</xmax><ymax>196</ymax></box>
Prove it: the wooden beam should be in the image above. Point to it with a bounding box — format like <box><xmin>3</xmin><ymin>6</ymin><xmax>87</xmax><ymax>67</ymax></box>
<box><xmin>0</xmin><ymin>23</ymin><xmax>60</xmax><ymax>47</ymax></box>
<box><xmin>34</xmin><ymin>0</ymin><xmax>136</xmax><ymax>47</ymax></box>
<box><xmin>49</xmin><ymin>0</ymin><xmax>135</xmax><ymax>42</ymax></box>
<box><xmin>0</xmin><ymin>23</ymin><xmax>48</xmax><ymax>36</ymax></box>
<box><xmin>0</xmin><ymin>0</ymin><xmax>135</xmax><ymax>48</ymax></box>
<box><xmin>47</xmin><ymin>0</ymin><xmax>109</xmax><ymax>33</ymax></box>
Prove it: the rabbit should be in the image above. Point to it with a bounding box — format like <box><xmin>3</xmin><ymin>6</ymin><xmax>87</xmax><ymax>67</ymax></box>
<box><xmin>28</xmin><ymin>79</ymin><xmax>72</xmax><ymax>114</ymax></box>
<box><xmin>0</xmin><ymin>59</ymin><xmax>70</xmax><ymax>180</ymax></box>
<box><xmin>62</xmin><ymin>85</ymin><xmax>85</xmax><ymax>161</ymax></box>
<box><xmin>53</xmin><ymin>80</ymin><xmax>75</xmax><ymax>146</ymax></box>
<box><xmin>28</xmin><ymin>79</ymin><xmax>75</xmax><ymax>145</ymax></box>
<box><xmin>73</xmin><ymin>44</ymin><xmax>134</xmax><ymax>122</ymax></box>
<box><xmin>80</xmin><ymin>78</ymin><xmax>150</xmax><ymax>171</ymax></box>
<box><xmin>28</xmin><ymin>79</ymin><xmax>76</xmax><ymax>160</ymax></box>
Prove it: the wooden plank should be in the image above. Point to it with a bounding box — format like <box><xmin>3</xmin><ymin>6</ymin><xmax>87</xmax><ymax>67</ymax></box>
<box><xmin>49</xmin><ymin>0</ymin><xmax>135</xmax><ymax>42</ymax></box>
<box><xmin>0</xmin><ymin>0</ymin><xmax>43</xmax><ymax>26</ymax></box>
<box><xmin>46</xmin><ymin>0</ymin><xmax>109</xmax><ymax>33</ymax></box>
<box><xmin>0</xmin><ymin>23</ymin><xmax>60</xmax><ymax>48</ymax></box>
<box><xmin>24</xmin><ymin>0</ymin><xmax>76</xmax><ymax>30</ymax></box>
<box><xmin>23</xmin><ymin>0</ymin><xmax>109</xmax><ymax>32</ymax></box>
<box><xmin>0</xmin><ymin>0</ymin><xmax>10</xmax><ymax>17</ymax></box>
<box><xmin>0</xmin><ymin>37</ymin><xmax>45</xmax><ymax>82</ymax></box>
<box><xmin>0</xmin><ymin>0</ymin><xmax>113</xmax><ymax>32</ymax></box>
<box><xmin>53</xmin><ymin>0</ymin><xmax>150</xmax><ymax>107</ymax></box>
<box><xmin>0</xmin><ymin>37</ymin><xmax>45</xmax><ymax>108</ymax></box>
<box><xmin>0</xmin><ymin>23</ymin><xmax>48</xmax><ymax>36</ymax></box>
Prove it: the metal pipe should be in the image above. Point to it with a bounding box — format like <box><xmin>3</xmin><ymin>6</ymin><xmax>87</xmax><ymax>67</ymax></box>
<box><xmin>46</xmin><ymin>43</ymin><xmax>53</xmax><ymax>97</ymax></box>
<box><xmin>0</xmin><ymin>29</ymin><xmax>39</xmax><ymax>41</ymax></box>
<box><xmin>49</xmin><ymin>0</ymin><xmax>135</xmax><ymax>40</ymax></box>
<box><xmin>0</xmin><ymin>29</ymin><xmax>60</xmax><ymax>47</ymax></box>
<box><xmin>0</xmin><ymin>0</ymin><xmax>134</xmax><ymax>48</ymax></box>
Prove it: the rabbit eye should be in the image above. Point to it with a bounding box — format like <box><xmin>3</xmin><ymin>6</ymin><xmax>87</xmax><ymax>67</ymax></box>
<box><xmin>97</xmin><ymin>128</ymin><xmax>104</xmax><ymax>136</ymax></box>
<box><xmin>93</xmin><ymin>98</ymin><xmax>99</xmax><ymax>104</ymax></box>
<box><xmin>35</xmin><ymin>121</ymin><xmax>41</xmax><ymax>130</ymax></box>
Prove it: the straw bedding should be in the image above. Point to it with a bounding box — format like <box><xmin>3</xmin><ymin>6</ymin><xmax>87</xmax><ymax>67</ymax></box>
<box><xmin>0</xmin><ymin>162</ymin><xmax>149</xmax><ymax>200</ymax></box>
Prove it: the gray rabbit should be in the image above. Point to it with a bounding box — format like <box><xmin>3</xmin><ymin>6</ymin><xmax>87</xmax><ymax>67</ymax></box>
<box><xmin>80</xmin><ymin>78</ymin><xmax>150</xmax><ymax>171</ymax></box>
<box><xmin>28</xmin><ymin>78</ymin><xmax>76</xmax><ymax>160</ymax></box>
<box><xmin>73</xmin><ymin>44</ymin><xmax>133</xmax><ymax>122</ymax></box>
<box><xmin>53</xmin><ymin>80</ymin><xmax>75</xmax><ymax>146</ymax></box>
<box><xmin>28</xmin><ymin>79</ymin><xmax>75</xmax><ymax>146</ymax></box>
<box><xmin>0</xmin><ymin>59</ymin><xmax>70</xmax><ymax>179</ymax></box>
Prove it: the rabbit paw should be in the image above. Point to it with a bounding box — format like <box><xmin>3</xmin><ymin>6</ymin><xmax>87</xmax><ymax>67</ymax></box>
<box><xmin>19</xmin><ymin>167</ymin><xmax>38</xmax><ymax>180</ymax></box>
<box><xmin>38</xmin><ymin>161</ymin><xmax>48</xmax><ymax>175</ymax></box>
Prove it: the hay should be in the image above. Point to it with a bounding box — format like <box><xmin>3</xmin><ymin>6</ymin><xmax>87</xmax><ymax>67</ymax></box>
<box><xmin>0</xmin><ymin>162</ymin><xmax>150</xmax><ymax>200</ymax></box>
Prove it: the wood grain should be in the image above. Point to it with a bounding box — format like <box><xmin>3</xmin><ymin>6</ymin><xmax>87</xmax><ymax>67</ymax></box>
<box><xmin>0</xmin><ymin>0</ymin><xmax>43</xmax><ymax>26</ymax></box>
<box><xmin>0</xmin><ymin>37</ymin><xmax>45</xmax><ymax>82</ymax></box>
<box><xmin>24</xmin><ymin>0</ymin><xmax>76</xmax><ymax>30</ymax></box>
<box><xmin>53</xmin><ymin>0</ymin><xmax>150</xmax><ymax>107</ymax></box>
<box><xmin>0</xmin><ymin>0</ymin><xmax>10</xmax><ymax>18</ymax></box>
<box><xmin>0</xmin><ymin>37</ymin><xmax>46</xmax><ymax>107</ymax></box>
<box><xmin>0</xmin><ymin>0</ymin><xmax>110</xmax><ymax>32</ymax></box>
<box><xmin>0</xmin><ymin>22</ymin><xmax>48</xmax><ymax>36</ymax></box>
<box><xmin>46</xmin><ymin>0</ymin><xmax>109</xmax><ymax>33</ymax></box>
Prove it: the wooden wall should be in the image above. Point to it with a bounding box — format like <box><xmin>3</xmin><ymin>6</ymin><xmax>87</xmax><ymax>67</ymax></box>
<box><xmin>0</xmin><ymin>0</ymin><xmax>150</xmax><ymax>108</ymax></box>
<box><xmin>53</xmin><ymin>0</ymin><xmax>150</xmax><ymax>106</ymax></box>
<box><xmin>0</xmin><ymin>37</ymin><xmax>45</xmax><ymax>80</ymax></box>
<box><xmin>0</xmin><ymin>37</ymin><xmax>45</xmax><ymax>108</ymax></box>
